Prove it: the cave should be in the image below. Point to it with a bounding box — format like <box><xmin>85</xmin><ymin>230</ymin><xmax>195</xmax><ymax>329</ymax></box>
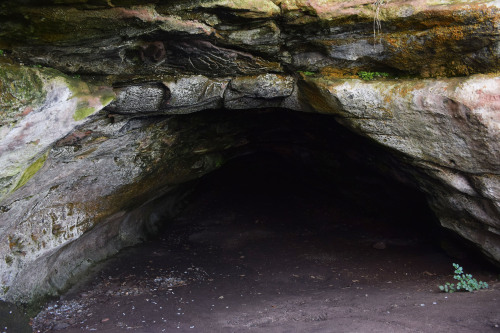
<box><xmin>1</xmin><ymin>1</ymin><xmax>500</xmax><ymax>330</ymax></box>
<box><xmin>3</xmin><ymin>106</ymin><xmax>498</xmax><ymax>333</ymax></box>
<box><xmin>149</xmin><ymin>107</ymin><xmax>446</xmax><ymax>253</ymax></box>
<box><xmin>14</xmin><ymin>108</ymin><xmax>494</xmax><ymax>332</ymax></box>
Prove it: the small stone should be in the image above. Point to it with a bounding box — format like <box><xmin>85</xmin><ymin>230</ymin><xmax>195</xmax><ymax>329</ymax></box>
<box><xmin>101</xmin><ymin>318</ymin><xmax>110</xmax><ymax>323</ymax></box>
<box><xmin>372</xmin><ymin>241</ymin><xmax>386</xmax><ymax>250</ymax></box>
<box><xmin>53</xmin><ymin>322</ymin><xmax>70</xmax><ymax>330</ymax></box>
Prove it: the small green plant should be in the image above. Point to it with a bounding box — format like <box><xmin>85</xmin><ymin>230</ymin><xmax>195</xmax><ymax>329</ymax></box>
<box><xmin>298</xmin><ymin>71</ymin><xmax>316</xmax><ymax>76</ymax></box>
<box><xmin>439</xmin><ymin>263</ymin><xmax>489</xmax><ymax>293</ymax></box>
<box><xmin>0</xmin><ymin>50</ymin><xmax>4</xmax><ymax>56</ymax></box>
<box><xmin>358</xmin><ymin>71</ymin><xmax>389</xmax><ymax>81</ymax></box>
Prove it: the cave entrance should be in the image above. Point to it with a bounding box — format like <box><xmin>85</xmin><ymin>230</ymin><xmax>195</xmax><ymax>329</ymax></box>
<box><xmin>158</xmin><ymin>108</ymin><xmax>452</xmax><ymax>264</ymax></box>
<box><xmin>173</xmin><ymin>148</ymin><xmax>441</xmax><ymax>258</ymax></box>
<box><xmin>33</xmin><ymin>109</ymin><xmax>497</xmax><ymax>332</ymax></box>
<box><xmin>156</xmin><ymin>141</ymin><xmax>455</xmax><ymax>289</ymax></box>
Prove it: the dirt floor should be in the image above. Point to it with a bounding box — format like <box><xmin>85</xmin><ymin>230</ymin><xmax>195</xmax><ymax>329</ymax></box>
<box><xmin>5</xmin><ymin>153</ymin><xmax>500</xmax><ymax>333</ymax></box>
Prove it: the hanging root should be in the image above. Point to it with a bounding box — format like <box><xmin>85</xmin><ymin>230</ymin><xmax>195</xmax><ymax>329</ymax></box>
<box><xmin>373</xmin><ymin>0</ymin><xmax>384</xmax><ymax>46</ymax></box>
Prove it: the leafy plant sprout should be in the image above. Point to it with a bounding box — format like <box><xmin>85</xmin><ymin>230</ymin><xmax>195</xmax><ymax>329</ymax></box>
<box><xmin>357</xmin><ymin>71</ymin><xmax>389</xmax><ymax>81</ymax></box>
<box><xmin>298</xmin><ymin>70</ymin><xmax>316</xmax><ymax>76</ymax></box>
<box><xmin>439</xmin><ymin>263</ymin><xmax>489</xmax><ymax>293</ymax></box>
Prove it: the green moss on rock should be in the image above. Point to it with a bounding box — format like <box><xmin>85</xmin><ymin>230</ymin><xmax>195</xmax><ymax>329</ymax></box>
<box><xmin>73</xmin><ymin>106</ymin><xmax>96</xmax><ymax>121</ymax></box>
<box><xmin>100</xmin><ymin>90</ymin><xmax>116</xmax><ymax>106</ymax></box>
<box><xmin>0</xmin><ymin>64</ymin><xmax>46</xmax><ymax>126</ymax></box>
<box><xmin>13</xmin><ymin>151</ymin><xmax>49</xmax><ymax>191</ymax></box>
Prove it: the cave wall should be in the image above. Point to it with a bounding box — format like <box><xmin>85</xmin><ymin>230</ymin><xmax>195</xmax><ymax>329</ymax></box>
<box><xmin>0</xmin><ymin>0</ymin><xmax>499</xmax><ymax>303</ymax></box>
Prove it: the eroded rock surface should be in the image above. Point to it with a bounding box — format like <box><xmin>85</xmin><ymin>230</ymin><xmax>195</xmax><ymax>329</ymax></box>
<box><xmin>0</xmin><ymin>0</ymin><xmax>499</xmax><ymax>303</ymax></box>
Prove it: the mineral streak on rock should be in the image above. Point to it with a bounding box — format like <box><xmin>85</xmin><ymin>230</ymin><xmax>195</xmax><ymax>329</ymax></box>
<box><xmin>0</xmin><ymin>0</ymin><xmax>499</xmax><ymax>303</ymax></box>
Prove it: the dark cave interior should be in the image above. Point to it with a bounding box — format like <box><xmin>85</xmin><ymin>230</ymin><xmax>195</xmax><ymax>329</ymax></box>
<box><xmin>156</xmin><ymin>108</ymin><xmax>477</xmax><ymax>261</ymax></box>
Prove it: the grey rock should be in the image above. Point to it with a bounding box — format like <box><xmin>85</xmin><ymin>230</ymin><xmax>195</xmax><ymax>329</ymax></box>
<box><xmin>163</xmin><ymin>75</ymin><xmax>230</xmax><ymax>114</ymax></box>
<box><xmin>109</xmin><ymin>83</ymin><xmax>168</xmax><ymax>114</ymax></box>
<box><xmin>224</xmin><ymin>74</ymin><xmax>298</xmax><ymax>110</ymax></box>
<box><xmin>0</xmin><ymin>65</ymin><xmax>114</xmax><ymax>202</ymax></box>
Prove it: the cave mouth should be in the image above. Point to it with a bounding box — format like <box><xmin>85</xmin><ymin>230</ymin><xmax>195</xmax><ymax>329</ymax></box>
<box><xmin>128</xmin><ymin>106</ymin><xmax>489</xmax><ymax>273</ymax></box>
<box><xmin>171</xmin><ymin>148</ymin><xmax>441</xmax><ymax>252</ymax></box>
<box><xmin>29</xmin><ymin>108</ymin><xmax>499</xmax><ymax>332</ymax></box>
<box><xmin>147</xmin><ymin>107</ymin><xmax>493</xmax><ymax>278</ymax></box>
<box><xmin>154</xmin><ymin>108</ymin><xmax>456</xmax><ymax>257</ymax></box>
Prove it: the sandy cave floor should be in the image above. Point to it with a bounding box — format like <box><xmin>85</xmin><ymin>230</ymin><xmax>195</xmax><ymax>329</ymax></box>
<box><xmin>4</xmin><ymin>155</ymin><xmax>500</xmax><ymax>333</ymax></box>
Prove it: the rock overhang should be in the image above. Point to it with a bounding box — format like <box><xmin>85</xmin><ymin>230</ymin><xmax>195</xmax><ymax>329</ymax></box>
<box><xmin>1</xmin><ymin>0</ymin><xmax>499</xmax><ymax>77</ymax></box>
